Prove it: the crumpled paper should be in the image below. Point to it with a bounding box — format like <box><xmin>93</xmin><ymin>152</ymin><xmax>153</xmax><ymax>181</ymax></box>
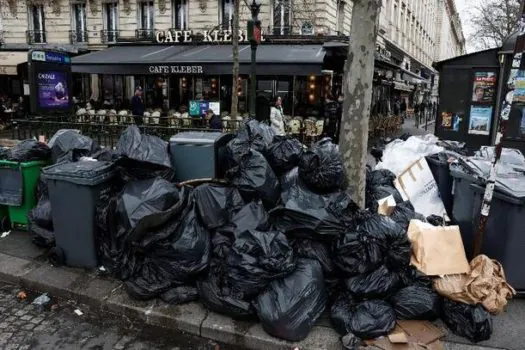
<box><xmin>433</xmin><ymin>255</ymin><xmax>515</xmax><ymax>314</ymax></box>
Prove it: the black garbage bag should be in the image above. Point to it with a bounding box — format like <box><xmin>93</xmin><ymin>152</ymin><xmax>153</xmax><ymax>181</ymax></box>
<box><xmin>222</xmin><ymin>137</ymin><xmax>251</xmax><ymax>171</ymax></box>
<box><xmin>245</xmin><ymin>119</ymin><xmax>276</xmax><ymax>153</ymax></box>
<box><xmin>160</xmin><ymin>285</ymin><xmax>199</xmax><ymax>305</ymax></box>
<box><xmin>426</xmin><ymin>214</ymin><xmax>448</xmax><ymax>226</ymax></box>
<box><xmin>331</xmin><ymin>292</ymin><xmax>396</xmax><ymax>340</ymax></box>
<box><xmin>48</xmin><ymin>130</ymin><xmax>99</xmax><ymax>164</ymax></box>
<box><xmin>254</xmin><ymin>259</ymin><xmax>327</xmax><ymax>342</ymax></box>
<box><xmin>365</xmin><ymin>185</ymin><xmax>403</xmax><ymax>212</ymax></box>
<box><xmin>90</xmin><ymin>148</ymin><xmax>115</xmax><ymax>162</ymax></box>
<box><xmin>390</xmin><ymin>285</ymin><xmax>441</xmax><ymax>320</ymax></box>
<box><xmin>398</xmin><ymin>265</ymin><xmax>434</xmax><ymax>289</ymax></box>
<box><xmin>4</xmin><ymin>140</ymin><xmax>51</xmax><ymax>162</ymax></box>
<box><xmin>227</xmin><ymin>229</ymin><xmax>296</xmax><ymax>298</ymax></box>
<box><xmin>225</xmin><ymin>148</ymin><xmax>280</xmax><ymax>209</ymax></box>
<box><xmin>366</xmin><ymin>169</ymin><xmax>396</xmax><ymax>188</ymax></box>
<box><xmin>230</xmin><ymin>201</ymin><xmax>271</xmax><ymax>232</ymax></box>
<box><xmin>197</xmin><ymin>261</ymin><xmax>256</xmax><ymax>319</ymax></box>
<box><xmin>390</xmin><ymin>201</ymin><xmax>426</xmax><ymax>230</ymax></box>
<box><xmin>442</xmin><ymin>299</ymin><xmax>493</xmax><ymax>342</ymax></box>
<box><xmin>266</xmin><ymin>135</ymin><xmax>304</xmax><ymax>175</ymax></box>
<box><xmin>361</xmin><ymin>213</ymin><xmax>411</xmax><ymax>269</ymax></box>
<box><xmin>124</xmin><ymin>261</ymin><xmax>174</xmax><ymax>300</ymax></box>
<box><xmin>115</xmin><ymin>157</ymin><xmax>176</xmax><ymax>183</ymax></box>
<box><xmin>194</xmin><ymin>184</ymin><xmax>244</xmax><ymax>230</ymax></box>
<box><xmin>344</xmin><ymin>265</ymin><xmax>402</xmax><ymax>299</ymax></box>
<box><xmin>298</xmin><ymin>138</ymin><xmax>347</xmax><ymax>193</ymax></box>
<box><xmin>29</xmin><ymin>199</ymin><xmax>55</xmax><ymax>248</ymax></box>
<box><xmin>291</xmin><ymin>239</ymin><xmax>335</xmax><ymax>276</ymax></box>
<box><xmin>333</xmin><ymin>230</ymin><xmax>384</xmax><ymax>277</ymax></box>
<box><xmin>280</xmin><ymin>167</ymin><xmax>299</xmax><ymax>202</ymax></box>
<box><xmin>271</xmin><ymin>185</ymin><xmax>356</xmax><ymax>239</ymax></box>
<box><xmin>116</xmin><ymin>125</ymin><xmax>172</xmax><ymax>168</ymax></box>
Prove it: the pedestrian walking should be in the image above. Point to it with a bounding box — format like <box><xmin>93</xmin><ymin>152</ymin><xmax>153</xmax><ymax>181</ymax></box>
<box><xmin>270</xmin><ymin>96</ymin><xmax>286</xmax><ymax>135</ymax></box>
<box><xmin>414</xmin><ymin>103</ymin><xmax>420</xmax><ymax>126</ymax></box>
<box><xmin>131</xmin><ymin>87</ymin><xmax>145</xmax><ymax>125</ymax></box>
<box><xmin>400</xmin><ymin>98</ymin><xmax>407</xmax><ymax>124</ymax></box>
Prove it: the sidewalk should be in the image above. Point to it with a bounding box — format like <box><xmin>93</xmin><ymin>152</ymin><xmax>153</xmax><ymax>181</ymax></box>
<box><xmin>0</xmin><ymin>231</ymin><xmax>522</xmax><ymax>350</ymax></box>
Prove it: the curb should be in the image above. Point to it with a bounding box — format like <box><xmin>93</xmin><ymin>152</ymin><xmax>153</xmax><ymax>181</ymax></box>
<box><xmin>0</xmin><ymin>252</ymin><xmax>341</xmax><ymax>350</ymax></box>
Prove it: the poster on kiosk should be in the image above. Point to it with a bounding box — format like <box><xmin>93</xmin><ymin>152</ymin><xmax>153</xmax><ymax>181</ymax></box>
<box><xmin>28</xmin><ymin>50</ymin><xmax>73</xmax><ymax>115</ymax></box>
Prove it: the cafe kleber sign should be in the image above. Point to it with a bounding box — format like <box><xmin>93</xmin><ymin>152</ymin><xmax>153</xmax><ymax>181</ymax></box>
<box><xmin>155</xmin><ymin>29</ymin><xmax>264</xmax><ymax>43</ymax></box>
<box><xmin>148</xmin><ymin>65</ymin><xmax>204</xmax><ymax>74</ymax></box>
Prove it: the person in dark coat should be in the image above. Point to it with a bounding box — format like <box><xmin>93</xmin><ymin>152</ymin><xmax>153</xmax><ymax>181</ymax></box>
<box><xmin>206</xmin><ymin>109</ymin><xmax>222</xmax><ymax>130</ymax></box>
<box><xmin>400</xmin><ymin>98</ymin><xmax>407</xmax><ymax>123</ymax></box>
<box><xmin>131</xmin><ymin>87</ymin><xmax>145</xmax><ymax>125</ymax></box>
<box><xmin>323</xmin><ymin>93</ymin><xmax>341</xmax><ymax>143</ymax></box>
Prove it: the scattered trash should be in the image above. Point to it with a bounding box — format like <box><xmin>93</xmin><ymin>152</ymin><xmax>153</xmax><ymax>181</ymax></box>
<box><xmin>0</xmin><ymin>139</ymin><xmax>51</xmax><ymax>162</ymax></box>
<box><xmin>32</xmin><ymin>293</ymin><xmax>51</xmax><ymax>312</ymax></box>
<box><xmin>74</xmin><ymin>308</ymin><xmax>84</xmax><ymax>316</ymax></box>
<box><xmin>1</xmin><ymin>230</ymin><xmax>10</xmax><ymax>238</ymax></box>
<box><xmin>16</xmin><ymin>290</ymin><xmax>27</xmax><ymax>301</ymax></box>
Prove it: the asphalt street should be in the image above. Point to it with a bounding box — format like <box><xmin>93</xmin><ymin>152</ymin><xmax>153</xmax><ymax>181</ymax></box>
<box><xmin>0</xmin><ymin>284</ymin><xmax>231</xmax><ymax>350</ymax></box>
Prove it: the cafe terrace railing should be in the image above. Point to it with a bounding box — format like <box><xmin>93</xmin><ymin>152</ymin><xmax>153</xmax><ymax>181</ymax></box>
<box><xmin>11</xmin><ymin>114</ymin><xmax>244</xmax><ymax>149</ymax></box>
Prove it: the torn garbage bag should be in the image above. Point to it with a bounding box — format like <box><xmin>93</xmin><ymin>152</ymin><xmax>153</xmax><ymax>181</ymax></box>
<box><xmin>225</xmin><ymin>148</ymin><xmax>280</xmax><ymax>209</ymax></box>
<box><xmin>194</xmin><ymin>184</ymin><xmax>244</xmax><ymax>230</ymax></box>
<box><xmin>227</xmin><ymin>229</ymin><xmax>295</xmax><ymax>298</ymax></box>
<box><xmin>390</xmin><ymin>285</ymin><xmax>441</xmax><ymax>321</ymax></box>
<box><xmin>298</xmin><ymin>138</ymin><xmax>347</xmax><ymax>193</ymax></box>
<box><xmin>254</xmin><ymin>259</ymin><xmax>327</xmax><ymax>342</ymax></box>
<box><xmin>265</xmin><ymin>135</ymin><xmax>304</xmax><ymax>175</ymax></box>
<box><xmin>3</xmin><ymin>140</ymin><xmax>51</xmax><ymax>162</ymax></box>
<box><xmin>48</xmin><ymin>130</ymin><xmax>99</xmax><ymax>164</ymax></box>
<box><xmin>345</xmin><ymin>265</ymin><xmax>402</xmax><ymax>299</ymax></box>
<box><xmin>197</xmin><ymin>262</ymin><xmax>256</xmax><ymax>319</ymax></box>
<box><xmin>331</xmin><ymin>292</ymin><xmax>396</xmax><ymax>339</ymax></box>
<box><xmin>442</xmin><ymin>298</ymin><xmax>493</xmax><ymax>342</ymax></box>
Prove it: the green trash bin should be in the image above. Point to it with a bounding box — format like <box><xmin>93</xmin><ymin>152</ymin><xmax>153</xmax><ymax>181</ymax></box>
<box><xmin>0</xmin><ymin>160</ymin><xmax>47</xmax><ymax>230</ymax></box>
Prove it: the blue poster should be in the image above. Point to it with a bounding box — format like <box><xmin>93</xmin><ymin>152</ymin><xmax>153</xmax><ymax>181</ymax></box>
<box><xmin>36</xmin><ymin>71</ymin><xmax>69</xmax><ymax>109</ymax></box>
<box><xmin>468</xmin><ymin>106</ymin><xmax>493</xmax><ymax>135</ymax></box>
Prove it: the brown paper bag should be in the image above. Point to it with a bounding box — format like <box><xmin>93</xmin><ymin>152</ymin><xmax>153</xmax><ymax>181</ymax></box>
<box><xmin>407</xmin><ymin>220</ymin><xmax>470</xmax><ymax>276</ymax></box>
<box><xmin>433</xmin><ymin>255</ymin><xmax>516</xmax><ymax>314</ymax></box>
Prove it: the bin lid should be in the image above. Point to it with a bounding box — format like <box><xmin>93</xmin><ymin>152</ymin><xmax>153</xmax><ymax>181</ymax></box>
<box><xmin>42</xmin><ymin>160</ymin><xmax>115</xmax><ymax>186</ymax></box>
<box><xmin>169</xmin><ymin>132</ymin><xmax>224</xmax><ymax>145</ymax></box>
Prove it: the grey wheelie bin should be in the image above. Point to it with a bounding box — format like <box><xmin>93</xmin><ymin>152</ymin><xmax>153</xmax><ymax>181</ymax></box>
<box><xmin>426</xmin><ymin>154</ymin><xmax>454</xmax><ymax>216</ymax></box>
<box><xmin>42</xmin><ymin>161</ymin><xmax>115</xmax><ymax>268</ymax></box>
<box><xmin>471</xmin><ymin>180</ymin><xmax>525</xmax><ymax>291</ymax></box>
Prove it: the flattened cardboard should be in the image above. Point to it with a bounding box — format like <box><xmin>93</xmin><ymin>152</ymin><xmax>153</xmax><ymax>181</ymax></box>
<box><xmin>366</xmin><ymin>321</ymin><xmax>445</xmax><ymax>350</ymax></box>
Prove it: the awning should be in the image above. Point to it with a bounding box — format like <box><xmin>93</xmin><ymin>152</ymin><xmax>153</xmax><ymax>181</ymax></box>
<box><xmin>394</xmin><ymin>81</ymin><xmax>413</xmax><ymax>92</ymax></box>
<box><xmin>72</xmin><ymin>44</ymin><xmax>326</xmax><ymax>76</ymax></box>
<box><xmin>0</xmin><ymin>51</ymin><xmax>28</xmax><ymax>75</ymax></box>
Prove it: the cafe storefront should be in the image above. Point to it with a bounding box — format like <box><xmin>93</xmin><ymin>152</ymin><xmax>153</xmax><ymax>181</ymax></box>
<box><xmin>71</xmin><ymin>29</ymin><xmax>339</xmax><ymax>118</ymax></box>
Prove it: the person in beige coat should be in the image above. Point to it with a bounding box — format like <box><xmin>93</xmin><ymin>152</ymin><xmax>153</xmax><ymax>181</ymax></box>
<box><xmin>270</xmin><ymin>96</ymin><xmax>286</xmax><ymax>135</ymax></box>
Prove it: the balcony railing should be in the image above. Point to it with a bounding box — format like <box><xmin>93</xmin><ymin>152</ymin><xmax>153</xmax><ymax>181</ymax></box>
<box><xmin>26</xmin><ymin>30</ymin><xmax>47</xmax><ymax>44</ymax></box>
<box><xmin>100</xmin><ymin>29</ymin><xmax>120</xmax><ymax>44</ymax></box>
<box><xmin>69</xmin><ymin>30</ymin><xmax>89</xmax><ymax>44</ymax></box>
<box><xmin>136</xmin><ymin>28</ymin><xmax>156</xmax><ymax>41</ymax></box>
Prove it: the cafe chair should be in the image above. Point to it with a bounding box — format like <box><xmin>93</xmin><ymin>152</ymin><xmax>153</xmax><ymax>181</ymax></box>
<box><xmin>303</xmin><ymin>119</ymin><xmax>317</xmax><ymax>146</ymax></box>
<box><xmin>97</xmin><ymin>109</ymin><xmax>107</xmax><ymax>124</ymax></box>
<box><xmin>289</xmin><ymin>118</ymin><xmax>302</xmax><ymax>137</ymax></box>
<box><xmin>222</xmin><ymin>115</ymin><xmax>231</xmax><ymax>130</ymax></box>
<box><xmin>143</xmin><ymin>111</ymin><xmax>151</xmax><ymax>125</ymax></box>
<box><xmin>108</xmin><ymin>109</ymin><xmax>117</xmax><ymax>124</ymax></box>
<box><xmin>151</xmin><ymin>110</ymin><xmax>161</xmax><ymax>125</ymax></box>
<box><xmin>180</xmin><ymin>112</ymin><xmax>191</xmax><ymax>127</ymax></box>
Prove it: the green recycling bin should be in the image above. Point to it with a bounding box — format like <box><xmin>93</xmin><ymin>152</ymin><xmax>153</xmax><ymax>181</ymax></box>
<box><xmin>0</xmin><ymin>160</ymin><xmax>48</xmax><ymax>230</ymax></box>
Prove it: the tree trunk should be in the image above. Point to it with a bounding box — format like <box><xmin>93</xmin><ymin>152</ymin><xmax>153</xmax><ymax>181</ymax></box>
<box><xmin>338</xmin><ymin>0</ymin><xmax>382</xmax><ymax>208</ymax></box>
<box><xmin>230</xmin><ymin>0</ymin><xmax>241</xmax><ymax>118</ymax></box>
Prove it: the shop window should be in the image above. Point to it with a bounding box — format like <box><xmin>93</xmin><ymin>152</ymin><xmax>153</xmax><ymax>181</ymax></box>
<box><xmin>103</xmin><ymin>2</ymin><xmax>118</xmax><ymax>43</ymax></box>
<box><xmin>72</xmin><ymin>3</ymin><xmax>88</xmax><ymax>43</ymax></box>
<box><xmin>139</xmin><ymin>1</ymin><xmax>155</xmax><ymax>30</ymax></box>
<box><xmin>101</xmin><ymin>75</ymin><xmax>124</xmax><ymax>109</ymax></box>
<box><xmin>220</xmin><ymin>0</ymin><xmax>234</xmax><ymax>29</ymax></box>
<box><xmin>272</xmin><ymin>0</ymin><xmax>291</xmax><ymax>35</ymax></box>
<box><xmin>172</xmin><ymin>0</ymin><xmax>188</xmax><ymax>30</ymax></box>
<box><xmin>29</xmin><ymin>5</ymin><xmax>46</xmax><ymax>44</ymax></box>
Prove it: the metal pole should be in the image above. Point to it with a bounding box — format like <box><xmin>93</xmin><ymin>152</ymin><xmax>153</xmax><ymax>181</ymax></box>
<box><xmin>250</xmin><ymin>42</ymin><xmax>257</xmax><ymax>117</ymax></box>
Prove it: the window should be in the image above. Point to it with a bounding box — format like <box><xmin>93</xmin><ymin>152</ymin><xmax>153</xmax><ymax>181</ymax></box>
<box><xmin>173</xmin><ymin>0</ymin><xmax>188</xmax><ymax>30</ymax></box>
<box><xmin>336</xmin><ymin>1</ymin><xmax>345</xmax><ymax>34</ymax></box>
<box><xmin>29</xmin><ymin>5</ymin><xmax>46</xmax><ymax>43</ymax></box>
<box><xmin>273</xmin><ymin>0</ymin><xmax>290</xmax><ymax>35</ymax></box>
<box><xmin>139</xmin><ymin>1</ymin><xmax>154</xmax><ymax>30</ymax></box>
<box><xmin>221</xmin><ymin>0</ymin><xmax>234</xmax><ymax>29</ymax></box>
<box><xmin>72</xmin><ymin>3</ymin><xmax>87</xmax><ymax>43</ymax></box>
<box><xmin>104</xmin><ymin>2</ymin><xmax>118</xmax><ymax>43</ymax></box>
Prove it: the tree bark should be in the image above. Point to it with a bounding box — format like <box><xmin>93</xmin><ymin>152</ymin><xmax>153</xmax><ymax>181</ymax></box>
<box><xmin>230</xmin><ymin>0</ymin><xmax>241</xmax><ymax>118</ymax></box>
<box><xmin>338</xmin><ymin>0</ymin><xmax>382</xmax><ymax>208</ymax></box>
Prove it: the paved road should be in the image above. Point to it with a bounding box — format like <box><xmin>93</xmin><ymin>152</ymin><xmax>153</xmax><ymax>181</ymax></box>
<box><xmin>0</xmin><ymin>284</ymin><xmax>231</xmax><ymax>350</ymax></box>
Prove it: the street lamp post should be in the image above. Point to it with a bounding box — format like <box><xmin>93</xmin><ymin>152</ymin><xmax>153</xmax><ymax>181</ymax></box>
<box><xmin>246</xmin><ymin>0</ymin><xmax>262</xmax><ymax>118</ymax></box>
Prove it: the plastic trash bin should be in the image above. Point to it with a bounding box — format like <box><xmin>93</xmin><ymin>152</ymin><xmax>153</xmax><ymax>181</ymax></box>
<box><xmin>450</xmin><ymin>168</ymin><xmax>482</xmax><ymax>259</ymax></box>
<box><xmin>42</xmin><ymin>161</ymin><xmax>115</xmax><ymax>268</ymax></box>
<box><xmin>426</xmin><ymin>155</ymin><xmax>454</xmax><ymax>216</ymax></box>
<box><xmin>169</xmin><ymin>132</ymin><xmax>235</xmax><ymax>182</ymax></box>
<box><xmin>0</xmin><ymin>160</ymin><xmax>47</xmax><ymax>229</ymax></box>
<box><xmin>471</xmin><ymin>183</ymin><xmax>525</xmax><ymax>291</ymax></box>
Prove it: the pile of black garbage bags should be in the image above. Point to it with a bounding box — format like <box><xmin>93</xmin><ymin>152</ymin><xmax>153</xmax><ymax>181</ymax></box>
<box><xmin>26</xmin><ymin>122</ymin><xmax>492</xmax><ymax>345</ymax></box>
